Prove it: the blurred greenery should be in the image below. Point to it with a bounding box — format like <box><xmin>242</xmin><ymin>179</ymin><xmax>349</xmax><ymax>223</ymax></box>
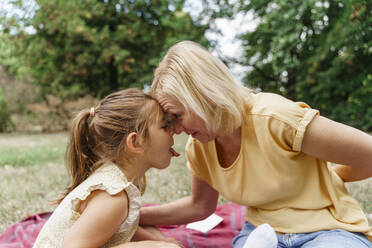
<box><xmin>237</xmin><ymin>0</ymin><xmax>372</xmax><ymax>131</ymax></box>
<box><xmin>0</xmin><ymin>0</ymin><xmax>209</xmax><ymax>99</ymax></box>
<box><xmin>0</xmin><ymin>146</ymin><xmax>64</xmax><ymax>167</ymax></box>
<box><xmin>0</xmin><ymin>87</ymin><xmax>13</xmax><ymax>132</ymax></box>
<box><xmin>1</xmin><ymin>0</ymin><xmax>371</xmax><ymax>131</ymax></box>
<box><xmin>0</xmin><ymin>132</ymin><xmax>67</xmax><ymax>166</ymax></box>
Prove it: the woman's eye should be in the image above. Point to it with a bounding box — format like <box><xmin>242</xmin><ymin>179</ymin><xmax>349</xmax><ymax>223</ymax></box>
<box><xmin>164</xmin><ymin>113</ymin><xmax>174</xmax><ymax>128</ymax></box>
<box><xmin>173</xmin><ymin>114</ymin><xmax>180</xmax><ymax>120</ymax></box>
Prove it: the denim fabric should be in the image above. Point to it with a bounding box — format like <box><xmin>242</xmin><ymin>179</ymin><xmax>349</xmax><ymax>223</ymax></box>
<box><xmin>232</xmin><ymin>221</ymin><xmax>372</xmax><ymax>248</ymax></box>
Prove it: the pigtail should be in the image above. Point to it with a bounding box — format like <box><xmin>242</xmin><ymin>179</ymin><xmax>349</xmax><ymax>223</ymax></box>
<box><xmin>53</xmin><ymin>109</ymin><xmax>98</xmax><ymax>204</ymax></box>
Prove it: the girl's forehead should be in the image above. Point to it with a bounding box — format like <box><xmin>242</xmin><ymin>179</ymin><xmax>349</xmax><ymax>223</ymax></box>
<box><xmin>154</xmin><ymin>109</ymin><xmax>166</xmax><ymax>122</ymax></box>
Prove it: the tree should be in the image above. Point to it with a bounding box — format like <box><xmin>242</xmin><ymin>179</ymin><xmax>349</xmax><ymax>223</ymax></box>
<box><xmin>1</xmin><ymin>0</ymin><xmax>209</xmax><ymax>98</ymax></box>
<box><xmin>238</xmin><ymin>0</ymin><xmax>372</xmax><ymax>131</ymax></box>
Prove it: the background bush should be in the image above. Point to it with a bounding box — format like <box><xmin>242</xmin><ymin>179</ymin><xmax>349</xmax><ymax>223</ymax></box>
<box><xmin>237</xmin><ymin>0</ymin><xmax>372</xmax><ymax>131</ymax></box>
<box><xmin>0</xmin><ymin>87</ymin><xmax>12</xmax><ymax>132</ymax></box>
<box><xmin>0</xmin><ymin>0</ymin><xmax>371</xmax><ymax>131</ymax></box>
<box><xmin>1</xmin><ymin>0</ymin><xmax>209</xmax><ymax>99</ymax></box>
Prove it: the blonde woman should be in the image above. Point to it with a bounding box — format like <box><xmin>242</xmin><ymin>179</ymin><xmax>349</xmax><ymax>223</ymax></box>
<box><xmin>140</xmin><ymin>41</ymin><xmax>372</xmax><ymax>248</ymax></box>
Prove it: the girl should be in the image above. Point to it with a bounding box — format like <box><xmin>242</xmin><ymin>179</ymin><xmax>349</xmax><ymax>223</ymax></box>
<box><xmin>33</xmin><ymin>88</ymin><xmax>182</xmax><ymax>248</ymax></box>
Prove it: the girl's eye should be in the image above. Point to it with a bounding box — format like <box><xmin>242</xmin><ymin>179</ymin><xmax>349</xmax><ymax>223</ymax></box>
<box><xmin>172</xmin><ymin>114</ymin><xmax>180</xmax><ymax>120</ymax></box>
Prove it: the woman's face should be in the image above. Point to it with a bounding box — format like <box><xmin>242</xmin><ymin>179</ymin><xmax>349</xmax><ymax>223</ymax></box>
<box><xmin>157</xmin><ymin>95</ymin><xmax>216</xmax><ymax>143</ymax></box>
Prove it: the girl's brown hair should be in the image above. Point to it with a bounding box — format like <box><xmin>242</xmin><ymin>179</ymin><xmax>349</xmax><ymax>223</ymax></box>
<box><xmin>55</xmin><ymin>88</ymin><xmax>161</xmax><ymax>204</ymax></box>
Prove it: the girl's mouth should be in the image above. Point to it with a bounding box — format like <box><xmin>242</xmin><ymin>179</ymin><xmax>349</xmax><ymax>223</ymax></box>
<box><xmin>169</xmin><ymin>147</ymin><xmax>180</xmax><ymax>157</ymax></box>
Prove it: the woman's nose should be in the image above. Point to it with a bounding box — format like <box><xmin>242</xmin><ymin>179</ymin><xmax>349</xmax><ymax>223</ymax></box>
<box><xmin>173</xmin><ymin>120</ymin><xmax>184</xmax><ymax>134</ymax></box>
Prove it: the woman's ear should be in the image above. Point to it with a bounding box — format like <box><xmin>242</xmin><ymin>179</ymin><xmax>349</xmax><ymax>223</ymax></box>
<box><xmin>126</xmin><ymin>132</ymin><xmax>145</xmax><ymax>155</ymax></box>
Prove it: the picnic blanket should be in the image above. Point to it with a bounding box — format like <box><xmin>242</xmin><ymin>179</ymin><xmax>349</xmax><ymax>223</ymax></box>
<box><xmin>0</xmin><ymin>203</ymin><xmax>245</xmax><ymax>248</ymax></box>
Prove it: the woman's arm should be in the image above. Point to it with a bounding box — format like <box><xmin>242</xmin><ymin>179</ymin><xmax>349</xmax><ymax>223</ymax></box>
<box><xmin>301</xmin><ymin>115</ymin><xmax>372</xmax><ymax>182</ymax></box>
<box><xmin>140</xmin><ymin>175</ymin><xmax>219</xmax><ymax>226</ymax></box>
<box><xmin>61</xmin><ymin>190</ymin><xmax>128</xmax><ymax>248</ymax></box>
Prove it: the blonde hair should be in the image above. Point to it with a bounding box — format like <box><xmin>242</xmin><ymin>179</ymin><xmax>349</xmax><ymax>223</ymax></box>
<box><xmin>56</xmin><ymin>88</ymin><xmax>161</xmax><ymax>204</ymax></box>
<box><xmin>150</xmin><ymin>40</ymin><xmax>251</xmax><ymax>134</ymax></box>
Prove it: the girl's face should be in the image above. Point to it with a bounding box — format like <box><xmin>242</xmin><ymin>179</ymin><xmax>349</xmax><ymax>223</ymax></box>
<box><xmin>157</xmin><ymin>95</ymin><xmax>215</xmax><ymax>143</ymax></box>
<box><xmin>144</xmin><ymin>112</ymin><xmax>179</xmax><ymax>170</ymax></box>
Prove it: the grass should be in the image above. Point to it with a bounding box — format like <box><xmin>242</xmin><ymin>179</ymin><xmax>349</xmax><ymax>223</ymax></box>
<box><xmin>0</xmin><ymin>132</ymin><xmax>371</xmax><ymax>234</ymax></box>
<box><xmin>0</xmin><ymin>132</ymin><xmax>195</xmax><ymax>233</ymax></box>
<box><xmin>0</xmin><ymin>133</ymin><xmax>66</xmax><ymax>166</ymax></box>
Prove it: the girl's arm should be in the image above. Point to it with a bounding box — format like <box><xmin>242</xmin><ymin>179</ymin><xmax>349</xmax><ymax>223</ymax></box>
<box><xmin>61</xmin><ymin>189</ymin><xmax>128</xmax><ymax>248</ymax></box>
<box><xmin>130</xmin><ymin>226</ymin><xmax>183</xmax><ymax>247</ymax></box>
<box><xmin>113</xmin><ymin>240</ymin><xmax>182</xmax><ymax>248</ymax></box>
<box><xmin>301</xmin><ymin>115</ymin><xmax>372</xmax><ymax>182</ymax></box>
<box><xmin>140</xmin><ymin>175</ymin><xmax>219</xmax><ymax>226</ymax></box>
<box><xmin>61</xmin><ymin>189</ymin><xmax>183</xmax><ymax>248</ymax></box>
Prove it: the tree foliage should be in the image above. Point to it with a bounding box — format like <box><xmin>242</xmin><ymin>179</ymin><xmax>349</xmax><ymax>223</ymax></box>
<box><xmin>1</xmin><ymin>0</ymin><xmax>209</xmax><ymax>98</ymax></box>
<box><xmin>239</xmin><ymin>0</ymin><xmax>372</xmax><ymax>130</ymax></box>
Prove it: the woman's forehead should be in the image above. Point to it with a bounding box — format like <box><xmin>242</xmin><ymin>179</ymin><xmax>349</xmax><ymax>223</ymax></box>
<box><xmin>157</xmin><ymin>95</ymin><xmax>184</xmax><ymax>113</ymax></box>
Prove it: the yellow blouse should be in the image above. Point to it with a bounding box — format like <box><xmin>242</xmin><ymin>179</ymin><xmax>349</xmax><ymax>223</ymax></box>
<box><xmin>186</xmin><ymin>92</ymin><xmax>372</xmax><ymax>241</ymax></box>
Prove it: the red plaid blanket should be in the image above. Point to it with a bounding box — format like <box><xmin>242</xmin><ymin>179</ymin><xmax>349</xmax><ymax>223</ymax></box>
<box><xmin>0</xmin><ymin>203</ymin><xmax>245</xmax><ymax>248</ymax></box>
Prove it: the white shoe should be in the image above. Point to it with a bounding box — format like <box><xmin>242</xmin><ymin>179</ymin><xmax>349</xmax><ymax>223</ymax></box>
<box><xmin>242</xmin><ymin>223</ymin><xmax>278</xmax><ymax>248</ymax></box>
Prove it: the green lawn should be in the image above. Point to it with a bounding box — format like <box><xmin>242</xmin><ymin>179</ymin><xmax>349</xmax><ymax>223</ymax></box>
<box><xmin>0</xmin><ymin>132</ymin><xmax>193</xmax><ymax>233</ymax></box>
<box><xmin>0</xmin><ymin>132</ymin><xmax>371</xmax><ymax>234</ymax></box>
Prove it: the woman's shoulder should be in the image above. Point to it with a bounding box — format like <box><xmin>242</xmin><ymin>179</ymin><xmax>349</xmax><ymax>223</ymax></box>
<box><xmin>247</xmin><ymin>92</ymin><xmax>295</xmax><ymax>111</ymax></box>
<box><xmin>246</xmin><ymin>92</ymin><xmax>315</xmax><ymax>123</ymax></box>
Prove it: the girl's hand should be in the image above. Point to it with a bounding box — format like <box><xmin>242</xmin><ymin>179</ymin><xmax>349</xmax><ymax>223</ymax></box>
<box><xmin>163</xmin><ymin>237</ymin><xmax>185</xmax><ymax>248</ymax></box>
<box><xmin>115</xmin><ymin>240</ymin><xmax>183</xmax><ymax>248</ymax></box>
<box><xmin>130</xmin><ymin>225</ymin><xmax>184</xmax><ymax>247</ymax></box>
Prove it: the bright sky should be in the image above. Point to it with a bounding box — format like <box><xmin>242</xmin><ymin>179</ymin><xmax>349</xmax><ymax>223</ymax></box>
<box><xmin>184</xmin><ymin>0</ymin><xmax>258</xmax><ymax>82</ymax></box>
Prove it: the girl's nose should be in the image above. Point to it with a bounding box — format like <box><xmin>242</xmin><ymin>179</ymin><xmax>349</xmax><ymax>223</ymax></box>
<box><xmin>168</xmin><ymin>127</ymin><xmax>175</xmax><ymax>135</ymax></box>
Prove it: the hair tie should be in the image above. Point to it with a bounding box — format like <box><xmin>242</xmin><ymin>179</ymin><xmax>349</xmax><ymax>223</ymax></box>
<box><xmin>90</xmin><ymin>107</ymin><xmax>95</xmax><ymax>117</ymax></box>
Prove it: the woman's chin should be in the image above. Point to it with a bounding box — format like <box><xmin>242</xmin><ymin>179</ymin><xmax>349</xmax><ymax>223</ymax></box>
<box><xmin>195</xmin><ymin>135</ymin><xmax>212</xmax><ymax>143</ymax></box>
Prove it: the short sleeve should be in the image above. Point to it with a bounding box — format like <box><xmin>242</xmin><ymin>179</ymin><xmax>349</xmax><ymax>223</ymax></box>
<box><xmin>185</xmin><ymin>137</ymin><xmax>212</xmax><ymax>184</ymax></box>
<box><xmin>250</xmin><ymin>93</ymin><xmax>319</xmax><ymax>152</ymax></box>
<box><xmin>291</xmin><ymin>103</ymin><xmax>319</xmax><ymax>151</ymax></box>
<box><xmin>186</xmin><ymin>137</ymin><xmax>201</xmax><ymax>177</ymax></box>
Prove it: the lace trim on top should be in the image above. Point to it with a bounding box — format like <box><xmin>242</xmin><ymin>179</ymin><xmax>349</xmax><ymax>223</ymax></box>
<box><xmin>69</xmin><ymin>163</ymin><xmax>142</xmax><ymax>244</ymax></box>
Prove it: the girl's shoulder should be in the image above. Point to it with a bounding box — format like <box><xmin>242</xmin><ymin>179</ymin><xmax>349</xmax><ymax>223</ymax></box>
<box><xmin>82</xmin><ymin>163</ymin><xmax>141</xmax><ymax>199</ymax></box>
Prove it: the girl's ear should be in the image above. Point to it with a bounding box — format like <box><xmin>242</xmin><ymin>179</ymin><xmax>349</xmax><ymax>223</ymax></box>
<box><xmin>126</xmin><ymin>132</ymin><xmax>145</xmax><ymax>155</ymax></box>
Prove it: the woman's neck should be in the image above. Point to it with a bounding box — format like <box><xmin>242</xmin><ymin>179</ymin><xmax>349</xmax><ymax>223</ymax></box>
<box><xmin>214</xmin><ymin>127</ymin><xmax>242</xmax><ymax>168</ymax></box>
<box><xmin>215</xmin><ymin>126</ymin><xmax>241</xmax><ymax>147</ymax></box>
